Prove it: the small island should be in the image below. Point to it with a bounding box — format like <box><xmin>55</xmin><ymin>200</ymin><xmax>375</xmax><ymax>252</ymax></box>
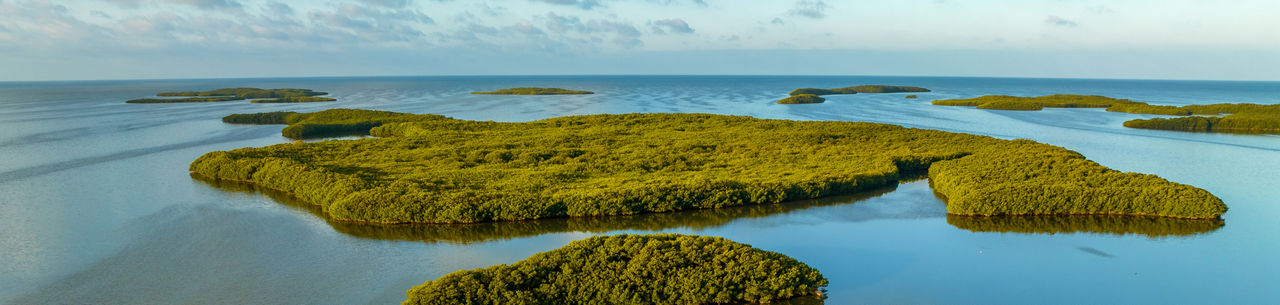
<box><xmin>191</xmin><ymin>109</ymin><xmax>1225</xmax><ymax>224</ymax></box>
<box><xmin>905</xmin><ymin>95</ymin><xmax>918</xmax><ymax>99</ymax></box>
<box><xmin>777</xmin><ymin>94</ymin><xmax>825</xmax><ymax>104</ymax></box>
<box><xmin>250</xmin><ymin>97</ymin><xmax>337</xmax><ymax>103</ymax></box>
<box><xmin>934</xmin><ymin>94</ymin><xmax>1280</xmax><ymax>134</ymax></box>
<box><xmin>471</xmin><ymin>87</ymin><xmax>594</xmax><ymax>95</ymax></box>
<box><xmin>788</xmin><ymin>85</ymin><xmax>931</xmax><ymax>96</ymax></box>
<box><xmin>403</xmin><ymin>234</ymin><xmax>828</xmax><ymax>305</ymax></box>
<box><xmin>126</xmin><ymin>87</ymin><xmax>333</xmax><ymax>104</ymax></box>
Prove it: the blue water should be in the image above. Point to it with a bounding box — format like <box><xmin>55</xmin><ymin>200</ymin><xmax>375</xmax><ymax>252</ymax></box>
<box><xmin>1</xmin><ymin>76</ymin><xmax>1278</xmax><ymax>304</ymax></box>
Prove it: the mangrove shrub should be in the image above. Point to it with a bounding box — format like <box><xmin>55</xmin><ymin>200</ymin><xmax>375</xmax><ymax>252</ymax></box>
<box><xmin>403</xmin><ymin>234</ymin><xmax>828</xmax><ymax>305</ymax></box>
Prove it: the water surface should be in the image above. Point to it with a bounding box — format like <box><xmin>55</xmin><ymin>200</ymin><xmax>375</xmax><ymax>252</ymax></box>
<box><xmin>1</xmin><ymin>76</ymin><xmax>1278</xmax><ymax>304</ymax></box>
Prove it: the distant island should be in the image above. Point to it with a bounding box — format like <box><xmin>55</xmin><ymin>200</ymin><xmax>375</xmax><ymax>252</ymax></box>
<box><xmin>126</xmin><ymin>88</ymin><xmax>332</xmax><ymax>104</ymax></box>
<box><xmin>788</xmin><ymin>85</ymin><xmax>931</xmax><ymax>96</ymax></box>
<box><xmin>778</xmin><ymin>85</ymin><xmax>929</xmax><ymax>105</ymax></box>
<box><xmin>403</xmin><ymin>234</ymin><xmax>827</xmax><ymax>305</ymax></box>
<box><xmin>192</xmin><ymin>109</ymin><xmax>1225</xmax><ymax>224</ymax></box>
<box><xmin>933</xmin><ymin>94</ymin><xmax>1280</xmax><ymax>134</ymax></box>
<box><xmin>905</xmin><ymin>95</ymin><xmax>918</xmax><ymax>99</ymax></box>
<box><xmin>471</xmin><ymin>87</ymin><xmax>594</xmax><ymax>95</ymax></box>
<box><xmin>777</xmin><ymin>94</ymin><xmax>825</xmax><ymax>104</ymax></box>
<box><xmin>250</xmin><ymin>97</ymin><xmax>337</xmax><ymax>103</ymax></box>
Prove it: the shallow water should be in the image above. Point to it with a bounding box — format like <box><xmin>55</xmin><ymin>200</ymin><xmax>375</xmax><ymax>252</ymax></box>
<box><xmin>1</xmin><ymin>76</ymin><xmax>1278</xmax><ymax>304</ymax></box>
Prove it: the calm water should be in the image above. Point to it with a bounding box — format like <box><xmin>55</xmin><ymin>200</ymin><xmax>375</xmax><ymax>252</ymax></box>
<box><xmin>1</xmin><ymin>76</ymin><xmax>1278</xmax><ymax>304</ymax></box>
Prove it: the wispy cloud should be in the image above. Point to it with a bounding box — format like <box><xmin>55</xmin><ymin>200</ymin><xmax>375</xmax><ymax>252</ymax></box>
<box><xmin>789</xmin><ymin>0</ymin><xmax>829</xmax><ymax>19</ymax></box>
<box><xmin>1045</xmin><ymin>15</ymin><xmax>1078</xmax><ymax>27</ymax></box>
<box><xmin>532</xmin><ymin>0</ymin><xmax>605</xmax><ymax>10</ymax></box>
<box><xmin>650</xmin><ymin>18</ymin><xmax>693</xmax><ymax>34</ymax></box>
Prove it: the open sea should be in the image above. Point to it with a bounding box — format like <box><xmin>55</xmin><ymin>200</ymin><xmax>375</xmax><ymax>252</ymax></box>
<box><xmin>1</xmin><ymin>75</ymin><xmax>1278</xmax><ymax>304</ymax></box>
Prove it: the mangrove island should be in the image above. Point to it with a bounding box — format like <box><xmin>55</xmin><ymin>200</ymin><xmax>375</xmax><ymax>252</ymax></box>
<box><xmin>471</xmin><ymin>87</ymin><xmax>594</xmax><ymax>95</ymax></box>
<box><xmin>126</xmin><ymin>87</ymin><xmax>333</xmax><ymax>104</ymax></box>
<box><xmin>933</xmin><ymin>94</ymin><xmax>1280</xmax><ymax>134</ymax></box>
<box><xmin>191</xmin><ymin>109</ymin><xmax>1226</xmax><ymax>224</ymax></box>
<box><xmin>777</xmin><ymin>94</ymin><xmax>826</xmax><ymax>104</ymax></box>
<box><xmin>403</xmin><ymin>234</ymin><xmax>828</xmax><ymax>305</ymax></box>
<box><xmin>788</xmin><ymin>85</ymin><xmax>931</xmax><ymax>96</ymax></box>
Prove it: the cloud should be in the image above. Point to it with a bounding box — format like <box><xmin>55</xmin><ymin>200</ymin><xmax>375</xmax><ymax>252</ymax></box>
<box><xmin>770</xmin><ymin>17</ymin><xmax>784</xmax><ymax>25</ymax></box>
<box><xmin>532</xmin><ymin>0</ymin><xmax>605</xmax><ymax>10</ymax></box>
<box><xmin>539</xmin><ymin>12</ymin><xmax>642</xmax><ymax>48</ymax></box>
<box><xmin>1045</xmin><ymin>16</ymin><xmax>1078</xmax><ymax>27</ymax></box>
<box><xmin>650</xmin><ymin>18</ymin><xmax>693</xmax><ymax>34</ymax></box>
<box><xmin>788</xmin><ymin>0</ymin><xmax>829</xmax><ymax>19</ymax></box>
<box><xmin>359</xmin><ymin>0</ymin><xmax>412</xmax><ymax>8</ymax></box>
<box><xmin>170</xmin><ymin>0</ymin><xmax>242</xmax><ymax>10</ymax></box>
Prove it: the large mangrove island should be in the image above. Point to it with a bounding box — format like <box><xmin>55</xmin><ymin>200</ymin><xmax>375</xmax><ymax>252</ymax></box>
<box><xmin>933</xmin><ymin>94</ymin><xmax>1280</xmax><ymax>134</ymax></box>
<box><xmin>126</xmin><ymin>87</ymin><xmax>332</xmax><ymax>104</ymax></box>
<box><xmin>403</xmin><ymin>234</ymin><xmax>827</xmax><ymax>305</ymax></box>
<box><xmin>191</xmin><ymin>109</ymin><xmax>1226</xmax><ymax>224</ymax></box>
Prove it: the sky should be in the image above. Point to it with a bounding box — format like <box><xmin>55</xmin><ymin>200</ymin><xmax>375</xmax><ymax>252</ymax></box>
<box><xmin>1</xmin><ymin>0</ymin><xmax>1278</xmax><ymax>81</ymax></box>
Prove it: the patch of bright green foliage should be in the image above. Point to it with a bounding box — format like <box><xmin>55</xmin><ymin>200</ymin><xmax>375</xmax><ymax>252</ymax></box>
<box><xmin>403</xmin><ymin>234</ymin><xmax>827</xmax><ymax>305</ymax></box>
<box><xmin>222</xmin><ymin>109</ymin><xmax>446</xmax><ymax>138</ymax></box>
<box><xmin>471</xmin><ymin>87</ymin><xmax>594</xmax><ymax>95</ymax></box>
<box><xmin>129</xmin><ymin>87</ymin><xmax>331</xmax><ymax>104</ymax></box>
<box><xmin>788</xmin><ymin>85</ymin><xmax>930</xmax><ymax>96</ymax></box>
<box><xmin>934</xmin><ymin>95</ymin><xmax>1280</xmax><ymax>134</ymax></box>
<box><xmin>777</xmin><ymin>94</ymin><xmax>825</xmax><ymax>104</ymax></box>
<box><xmin>250</xmin><ymin>96</ymin><xmax>338</xmax><ymax>103</ymax></box>
<box><xmin>191</xmin><ymin>109</ymin><xmax>1225</xmax><ymax>224</ymax></box>
<box><xmin>1124</xmin><ymin>104</ymin><xmax>1280</xmax><ymax>134</ymax></box>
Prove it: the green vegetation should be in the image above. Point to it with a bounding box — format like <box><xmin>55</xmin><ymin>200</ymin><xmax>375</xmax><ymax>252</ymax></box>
<box><xmin>250</xmin><ymin>97</ymin><xmax>337</xmax><ymax>103</ymax></box>
<box><xmin>1123</xmin><ymin>117</ymin><xmax>1220</xmax><ymax>132</ymax></box>
<box><xmin>192</xmin><ymin>109</ymin><xmax>1225</xmax><ymax>224</ymax></box>
<box><xmin>471</xmin><ymin>87</ymin><xmax>594</xmax><ymax>95</ymax></box>
<box><xmin>195</xmin><ymin>173</ymin><xmax>897</xmax><ymax>244</ymax></box>
<box><xmin>1124</xmin><ymin>104</ymin><xmax>1280</xmax><ymax>134</ymax></box>
<box><xmin>946</xmin><ymin>215</ymin><xmax>1224</xmax><ymax>238</ymax></box>
<box><xmin>404</xmin><ymin>234</ymin><xmax>827</xmax><ymax>305</ymax></box>
<box><xmin>129</xmin><ymin>88</ymin><xmax>332</xmax><ymax>104</ymax></box>
<box><xmin>932</xmin><ymin>94</ymin><xmax>1135</xmax><ymax>110</ymax></box>
<box><xmin>158</xmin><ymin>87</ymin><xmax>327</xmax><ymax>98</ymax></box>
<box><xmin>777</xmin><ymin>94</ymin><xmax>826</xmax><ymax>104</ymax></box>
<box><xmin>933</xmin><ymin>94</ymin><xmax>1280</xmax><ymax>134</ymax></box>
<box><xmin>905</xmin><ymin>95</ymin><xmax>918</xmax><ymax>99</ymax></box>
<box><xmin>788</xmin><ymin>85</ymin><xmax>930</xmax><ymax>96</ymax></box>
<box><xmin>125</xmin><ymin>97</ymin><xmax>243</xmax><ymax>104</ymax></box>
<box><xmin>221</xmin><ymin>109</ymin><xmax>445</xmax><ymax>138</ymax></box>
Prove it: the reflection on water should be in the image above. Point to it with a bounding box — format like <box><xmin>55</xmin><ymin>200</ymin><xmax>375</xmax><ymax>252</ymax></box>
<box><xmin>195</xmin><ymin>174</ymin><xmax>899</xmax><ymax>244</ymax></box>
<box><xmin>946</xmin><ymin>214</ymin><xmax>1224</xmax><ymax>238</ymax></box>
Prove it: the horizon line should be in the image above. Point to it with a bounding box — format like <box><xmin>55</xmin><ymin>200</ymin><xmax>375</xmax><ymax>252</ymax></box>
<box><xmin>3</xmin><ymin>73</ymin><xmax>1277</xmax><ymax>84</ymax></box>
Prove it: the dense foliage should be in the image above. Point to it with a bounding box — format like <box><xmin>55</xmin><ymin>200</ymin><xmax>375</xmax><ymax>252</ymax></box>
<box><xmin>158</xmin><ymin>87</ymin><xmax>327</xmax><ymax>98</ymax></box>
<box><xmin>472</xmin><ymin>87</ymin><xmax>594</xmax><ymax>95</ymax></box>
<box><xmin>932</xmin><ymin>94</ymin><xmax>1134</xmax><ymax>110</ymax></box>
<box><xmin>788</xmin><ymin>85</ymin><xmax>929</xmax><ymax>96</ymax></box>
<box><xmin>250</xmin><ymin>97</ymin><xmax>338</xmax><ymax>103</ymax></box>
<box><xmin>1124</xmin><ymin>104</ymin><xmax>1280</xmax><ymax>134</ymax></box>
<box><xmin>403</xmin><ymin>234</ymin><xmax>828</xmax><ymax>305</ymax></box>
<box><xmin>934</xmin><ymin>94</ymin><xmax>1280</xmax><ymax>134</ymax></box>
<box><xmin>125</xmin><ymin>97</ymin><xmax>243</xmax><ymax>103</ymax></box>
<box><xmin>191</xmin><ymin>109</ymin><xmax>1225</xmax><ymax>224</ymax></box>
<box><xmin>777</xmin><ymin>94</ymin><xmax>826</xmax><ymax>104</ymax></box>
<box><xmin>222</xmin><ymin>111</ymin><xmax>299</xmax><ymax>124</ymax></box>
<box><xmin>130</xmin><ymin>87</ymin><xmax>332</xmax><ymax>104</ymax></box>
<box><xmin>946</xmin><ymin>214</ymin><xmax>1224</xmax><ymax>238</ymax></box>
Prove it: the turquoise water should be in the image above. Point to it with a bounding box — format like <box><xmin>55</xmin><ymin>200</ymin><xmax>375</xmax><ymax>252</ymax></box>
<box><xmin>1</xmin><ymin>76</ymin><xmax>1278</xmax><ymax>304</ymax></box>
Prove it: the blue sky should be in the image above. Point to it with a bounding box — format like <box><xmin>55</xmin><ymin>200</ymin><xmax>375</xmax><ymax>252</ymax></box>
<box><xmin>1</xmin><ymin>0</ymin><xmax>1277</xmax><ymax>81</ymax></box>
